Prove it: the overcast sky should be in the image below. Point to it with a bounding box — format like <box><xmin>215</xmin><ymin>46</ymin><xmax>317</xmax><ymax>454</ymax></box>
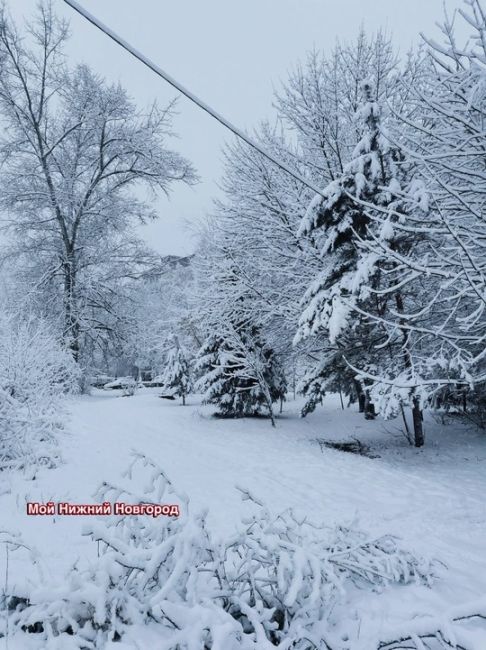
<box><xmin>10</xmin><ymin>0</ymin><xmax>460</xmax><ymax>255</ymax></box>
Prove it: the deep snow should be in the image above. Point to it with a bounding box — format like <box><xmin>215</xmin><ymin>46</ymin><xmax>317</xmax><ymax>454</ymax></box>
<box><xmin>1</xmin><ymin>389</ymin><xmax>486</xmax><ymax>647</ymax></box>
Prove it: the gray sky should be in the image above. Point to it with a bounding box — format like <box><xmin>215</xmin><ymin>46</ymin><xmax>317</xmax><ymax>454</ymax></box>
<box><xmin>11</xmin><ymin>0</ymin><xmax>460</xmax><ymax>255</ymax></box>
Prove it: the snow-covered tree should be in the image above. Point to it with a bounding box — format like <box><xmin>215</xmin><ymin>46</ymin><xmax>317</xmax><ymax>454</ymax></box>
<box><xmin>324</xmin><ymin>0</ymin><xmax>486</xmax><ymax>435</ymax></box>
<box><xmin>162</xmin><ymin>337</ymin><xmax>192</xmax><ymax>405</ymax></box>
<box><xmin>275</xmin><ymin>30</ymin><xmax>402</xmax><ymax>185</ymax></box>
<box><xmin>0</xmin><ymin>3</ymin><xmax>196</xmax><ymax>362</ymax></box>
<box><xmin>195</xmin><ymin>325</ymin><xmax>286</xmax><ymax>425</ymax></box>
<box><xmin>391</xmin><ymin>0</ymin><xmax>486</xmax><ymax>417</ymax></box>
<box><xmin>296</xmin><ymin>80</ymin><xmax>432</xmax><ymax>445</ymax></box>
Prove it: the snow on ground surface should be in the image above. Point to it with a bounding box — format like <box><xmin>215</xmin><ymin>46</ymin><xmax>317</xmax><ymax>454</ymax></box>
<box><xmin>1</xmin><ymin>389</ymin><xmax>486</xmax><ymax>647</ymax></box>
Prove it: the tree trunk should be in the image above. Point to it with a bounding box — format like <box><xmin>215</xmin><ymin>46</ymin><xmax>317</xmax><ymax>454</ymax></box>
<box><xmin>261</xmin><ymin>383</ymin><xmax>276</xmax><ymax>427</ymax></box>
<box><xmin>400</xmin><ymin>403</ymin><xmax>412</xmax><ymax>444</ymax></box>
<box><xmin>364</xmin><ymin>391</ymin><xmax>376</xmax><ymax>420</ymax></box>
<box><xmin>268</xmin><ymin>406</ymin><xmax>276</xmax><ymax>427</ymax></box>
<box><xmin>182</xmin><ymin>393</ymin><xmax>186</xmax><ymax>406</ymax></box>
<box><xmin>354</xmin><ymin>379</ymin><xmax>366</xmax><ymax>413</ymax></box>
<box><xmin>63</xmin><ymin>251</ymin><xmax>80</xmax><ymax>362</ymax></box>
<box><xmin>412</xmin><ymin>396</ymin><xmax>424</xmax><ymax>447</ymax></box>
<box><xmin>394</xmin><ymin>293</ymin><xmax>424</xmax><ymax>446</ymax></box>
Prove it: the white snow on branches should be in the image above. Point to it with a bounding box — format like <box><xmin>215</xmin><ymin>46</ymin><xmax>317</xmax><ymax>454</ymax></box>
<box><xmin>2</xmin><ymin>454</ymin><xmax>444</xmax><ymax>649</ymax></box>
<box><xmin>0</xmin><ymin>311</ymin><xmax>79</xmax><ymax>472</ymax></box>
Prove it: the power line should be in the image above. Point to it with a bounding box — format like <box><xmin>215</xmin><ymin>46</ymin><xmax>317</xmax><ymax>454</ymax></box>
<box><xmin>62</xmin><ymin>0</ymin><xmax>326</xmax><ymax>198</ymax></box>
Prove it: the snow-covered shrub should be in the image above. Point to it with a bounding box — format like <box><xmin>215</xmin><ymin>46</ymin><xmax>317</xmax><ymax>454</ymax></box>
<box><xmin>222</xmin><ymin>488</ymin><xmax>435</xmax><ymax>648</ymax></box>
<box><xmin>4</xmin><ymin>454</ymin><xmax>234</xmax><ymax>649</ymax></box>
<box><xmin>376</xmin><ymin>598</ymin><xmax>486</xmax><ymax>649</ymax></box>
<box><xmin>4</xmin><ymin>455</ymin><xmax>441</xmax><ymax>649</ymax></box>
<box><xmin>0</xmin><ymin>311</ymin><xmax>79</xmax><ymax>472</ymax></box>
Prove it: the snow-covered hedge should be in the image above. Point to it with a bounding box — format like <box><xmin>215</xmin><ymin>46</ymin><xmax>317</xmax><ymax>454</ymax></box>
<box><xmin>1</xmin><ymin>454</ymin><xmax>451</xmax><ymax>649</ymax></box>
<box><xmin>0</xmin><ymin>312</ymin><xmax>79</xmax><ymax>471</ymax></box>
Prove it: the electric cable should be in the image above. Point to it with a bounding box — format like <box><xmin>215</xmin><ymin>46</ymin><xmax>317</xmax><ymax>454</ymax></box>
<box><xmin>62</xmin><ymin>0</ymin><xmax>326</xmax><ymax>198</ymax></box>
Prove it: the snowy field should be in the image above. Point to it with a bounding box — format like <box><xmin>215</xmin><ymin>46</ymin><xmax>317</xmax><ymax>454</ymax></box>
<box><xmin>2</xmin><ymin>391</ymin><xmax>486</xmax><ymax>648</ymax></box>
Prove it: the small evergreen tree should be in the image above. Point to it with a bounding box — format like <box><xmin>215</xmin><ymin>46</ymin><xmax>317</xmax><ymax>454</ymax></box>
<box><xmin>195</xmin><ymin>326</ymin><xmax>286</xmax><ymax>425</ymax></box>
<box><xmin>162</xmin><ymin>338</ymin><xmax>192</xmax><ymax>405</ymax></box>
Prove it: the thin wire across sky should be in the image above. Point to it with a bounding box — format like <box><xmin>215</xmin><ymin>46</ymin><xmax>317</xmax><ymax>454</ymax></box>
<box><xmin>62</xmin><ymin>0</ymin><xmax>326</xmax><ymax>199</ymax></box>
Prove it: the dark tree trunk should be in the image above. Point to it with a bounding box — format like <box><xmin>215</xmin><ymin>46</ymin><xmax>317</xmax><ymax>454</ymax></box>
<box><xmin>358</xmin><ymin>393</ymin><xmax>366</xmax><ymax>413</ymax></box>
<box><xmin>182</xmin><ymin>393</ymin><xmax>186</xmax><ymax>406</ymax></box>
<box><xmin>63</xmin><ymin>250</ymin><xmax>80</xmax><ymax>362</ymax></box>
<box><xmin>400</xmin><ymin>403</ymin><xmax>412</xmax><ymax>444</ymax></box>
<box><xmin>412</xmin><ymin>396</ymin><xmax>424</xmax><ymax>447</ymax></box>
<box><xmin>364</xmin><ymin>391</ymin><xmax>376</xmax><ymax>420</ymax></box>
<box><xmin>364</xmin><ymin>404</ymin><xmax>376</xmax><ymax>420</ymax></box>
<box><xmin>339</xmin><ymin>387</ymin><xmax>344</xmax><ymax>410</ymax></box>
<box><xmin>394</xmin><ymin>293</ymin><xmax>424</xmax><ymax>446</ymax></box>
<box><xmin>354</xmin><ymin>379</ymin><xmax>366</xmax><ymax>413</ymax></box>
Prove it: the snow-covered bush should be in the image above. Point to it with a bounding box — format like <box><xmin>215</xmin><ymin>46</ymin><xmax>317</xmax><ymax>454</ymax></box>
<box><xmin>0</xmin><ymin>311</ymin><xmax>79</xmax><ymax>471</ymax></box>
<box><xmin>223</xmin><ymin>490</ymin><xmax>435</xmax><ymax>648</ymax></box>
<box><xmin>376</xmin><ymin>599</ymin><xmax>486</xmax><ymax>649</ymax></box>
<box><xmin>4</xmin><ymin>455</ymin><xmax>441</xmax><ymax>649</ymax></box>
<box><xmin>4</xmin><ymin>454</ymin><xmax>229</xmax><ymax>649</ymax></box>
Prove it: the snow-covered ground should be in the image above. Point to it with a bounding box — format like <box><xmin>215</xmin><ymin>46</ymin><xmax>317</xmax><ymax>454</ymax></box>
<box><xmin>2</xmin><ymin>390</ymin><xmax>486</xmax><ymax>647</ymax></box>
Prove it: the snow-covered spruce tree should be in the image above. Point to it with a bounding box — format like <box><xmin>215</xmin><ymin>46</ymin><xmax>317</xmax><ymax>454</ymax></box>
<box><xmin>342</xmin><ymin>85</ymin><xmax>435</xmax><ymax>446</ymax></box>
<box><xmin>225</xmin><ymin>323</ymin><xmax>287</xmax><ymax>426</ymax></box>
<box><xmin>192</xmin><ymin>238</ymin><xmax>287</xmax><ymax>426</ymax></box>
<box><xmin>296</xmin><ymin>81</ymin><xmax>431</xmax><ymax>445</ymax></box>
<box><xmin>294</xmin><ymin>81</ymin><xmax>389</xmax><ymax>421</ymax></box>
<box><xmin>161</xmin><ymin>337</ymin><xmax>192</xmax><ymax>405</ymax></box>
<box><xmin>194</xmin><ymin>333</ymin><xmax>231</xmax><ymax>407</ymax></box>
<box><xmin>0</xmin><ymin>310</ymin><xmax>79</xmax><ymax>471</ymax></box>
<box><xmin>195</xmin><ymin>325</ymin><xmax>286</xmax><ymax>426</ymax></box>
